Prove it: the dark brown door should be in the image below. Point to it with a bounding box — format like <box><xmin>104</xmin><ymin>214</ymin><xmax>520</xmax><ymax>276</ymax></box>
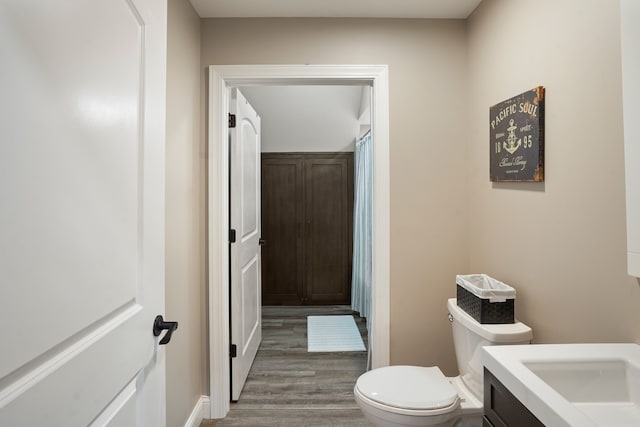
<box><xmin>304</xmin><ymin>155</ymin><xmax>354</xmax><ymax>304</ymax></box>
<box><xmin>261</xmin><ymin>153</ymin><xmax>353</xmax><ymax>305</ymax></box>
<box><xmin>261</xmin><ymin>155</ymin><xmax>304</xmax><ymax>305</ymax></box>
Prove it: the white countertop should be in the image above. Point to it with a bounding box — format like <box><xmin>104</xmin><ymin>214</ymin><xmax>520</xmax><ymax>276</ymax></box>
<box><xmin>482</xmin><ymin>343</ymin><xmax>640</xmax><ymax>427</ymax></box>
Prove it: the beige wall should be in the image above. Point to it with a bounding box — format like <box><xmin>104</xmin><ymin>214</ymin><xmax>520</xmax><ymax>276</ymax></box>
<box><xmin>166</xmin><ymin>0</ymin><xmax>204</xmax><ymax>425</ymax></box>
<box><xmin>202</xmin><ymin>18</ymin><xmax>469</xmax><ymax>374</ymax></box>
<box><xmin>467</xmin><ymin>0</ymin><xmax>640</xmax><ymax>345</ymax></box>
<box><xmin>198</xmin><ymin>3</ymin><xmax>640</xmax><ymax>393</ymax></box>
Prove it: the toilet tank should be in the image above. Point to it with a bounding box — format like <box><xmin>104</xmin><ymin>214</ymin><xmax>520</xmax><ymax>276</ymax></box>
<box><xmin>447</xmin><ymin>298</ymin><xmax>532</xmax><ymax>400</ymax></box>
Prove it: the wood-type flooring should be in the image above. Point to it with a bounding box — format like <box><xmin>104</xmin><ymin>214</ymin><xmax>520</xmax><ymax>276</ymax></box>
<box><xmin>201</xmin><ymin>306</ymin><xmax>370</xmax><ymax>426</ymax></box>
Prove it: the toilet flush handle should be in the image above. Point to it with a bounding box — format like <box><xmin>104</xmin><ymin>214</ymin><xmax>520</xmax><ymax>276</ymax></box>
<box><xmin>448</xmin><ymin>313</ymin><xmax>453</xmax><ymax>322</ymax></box>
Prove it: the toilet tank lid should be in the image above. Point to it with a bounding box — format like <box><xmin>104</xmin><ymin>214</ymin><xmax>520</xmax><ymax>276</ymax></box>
<box><xmin>447</xmin><ymin>298</ymin><xmax>533</xmax><ymax>343</ymax></box>
<box><xmin>355</xmin><ymin>365</ymin><xmax>459</xmax><ymax>410</ymax></box>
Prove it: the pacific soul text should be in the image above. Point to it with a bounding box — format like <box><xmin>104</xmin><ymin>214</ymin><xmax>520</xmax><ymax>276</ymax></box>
<box><xmin>490</xmin><ymin>101</ymin><xmax>538</xmax><ymax>130</ymax></box>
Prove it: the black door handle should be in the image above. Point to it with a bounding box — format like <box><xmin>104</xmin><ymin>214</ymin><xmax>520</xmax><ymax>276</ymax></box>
<box><xmin>153</xmin><ymin>315</ymin><xmax>178</xmax><ymax>345</ymax></box>
<box><xmin>259</xmin><ymin>238</ymin><xmax>266</xmax><ymax>246</ymax></box>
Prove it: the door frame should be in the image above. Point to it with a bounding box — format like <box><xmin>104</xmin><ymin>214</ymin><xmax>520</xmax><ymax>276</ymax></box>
<box><xmin>206</xmin><ymin>64</ymin><xmax>390</xmax><ymax>419</ymax></box>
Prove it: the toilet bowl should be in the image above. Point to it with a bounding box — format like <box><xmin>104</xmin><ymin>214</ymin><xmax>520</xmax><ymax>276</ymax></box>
<box><xmin>354</xmin><ymin>366</ymin><xmax>483</xmax><ymax>427</ymax></box>
<box><xmin>354</xmin><ymin>298</ymin><xmax>532</xmax><ymax>427</ymax></box>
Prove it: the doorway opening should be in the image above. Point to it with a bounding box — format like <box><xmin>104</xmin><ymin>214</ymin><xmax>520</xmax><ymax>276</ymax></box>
<box><xmin>243</xmin><ymin>85</ymin><xmax>365</xmax><ymax>307</ymax></box>
<box><xmin>207</xmin><ymin>65</ymin><xmax>390</xmax><ymax>419</ymax></box>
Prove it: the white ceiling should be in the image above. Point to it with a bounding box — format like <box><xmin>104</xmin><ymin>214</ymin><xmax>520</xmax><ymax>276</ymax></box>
<box><xmin>240</xmin><ymin>85</ymin><xmax>366</xmax><ymax>152</ymax></box>
<box><xmin>189</xmin><ymin>0</ymin><xmax>482</xmax><ymax>19</ymax></box>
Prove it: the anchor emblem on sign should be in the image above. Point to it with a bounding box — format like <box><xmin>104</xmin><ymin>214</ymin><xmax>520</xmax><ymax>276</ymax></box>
<box><xmin>503</xmin><ymin>118</ymin><xmax>521</xmax><ymax>154</ymax></box>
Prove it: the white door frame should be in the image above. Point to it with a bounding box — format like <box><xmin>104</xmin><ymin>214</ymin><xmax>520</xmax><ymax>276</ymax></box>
<box><xmin>207</xmin><ymin>64</ymin><xmax>390</xmax><ymax>419</ymax></box>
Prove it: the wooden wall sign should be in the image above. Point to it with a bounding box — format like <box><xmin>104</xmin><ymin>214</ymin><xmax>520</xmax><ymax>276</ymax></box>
<box><xmin>490</xmin><ymin>86</ymin><xmax>545</xmax><ymax>182</ymax></box>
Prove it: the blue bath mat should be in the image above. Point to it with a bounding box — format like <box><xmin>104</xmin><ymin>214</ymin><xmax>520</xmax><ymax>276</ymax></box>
<box><xmin>307</xmin><ymin>315</ymin><xmax>366</xmax><ymax>352</ymax></box>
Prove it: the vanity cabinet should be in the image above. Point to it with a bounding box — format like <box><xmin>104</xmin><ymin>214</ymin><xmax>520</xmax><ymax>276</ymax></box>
<box><xmin>483</xmin><ymin>368</ymin><xmax>544</xmax><ymax>427</ymax></box>
<box><xmin>621</xmin><ymin>0</ymin><xmax>640</xmax><ymax>277</ymax></box>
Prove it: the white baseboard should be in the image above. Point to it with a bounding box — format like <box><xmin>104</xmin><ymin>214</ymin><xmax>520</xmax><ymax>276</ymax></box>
<box><xmin>184</xmin><ymin>395</ymin><xmax>211</xmax><ymax>427</ymax></box>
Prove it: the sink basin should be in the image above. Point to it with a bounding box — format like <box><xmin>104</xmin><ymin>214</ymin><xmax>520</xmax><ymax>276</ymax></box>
<box><xmin>483</xmin><ymin>343</ymin><xmax>640</xmax><ymax>427</ymax></box>
<box><xmin>524</xmin><ymin>359</ymin><xmax>640</xmax><ymax>425</ymax></box>
<box><xmin>524</xmin><ymin>359</ymin><xmax>640</xmax><ymax>402</ymax></box>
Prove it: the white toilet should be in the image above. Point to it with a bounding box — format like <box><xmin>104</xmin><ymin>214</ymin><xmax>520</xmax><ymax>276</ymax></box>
<box><xmin>354</xmin><ymin>298</ymin><xmax>532</xmax><ymax>427</ymax></box>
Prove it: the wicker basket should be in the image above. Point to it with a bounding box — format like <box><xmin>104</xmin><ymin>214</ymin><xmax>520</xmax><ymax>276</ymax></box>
<box><xmin>456</xmin><ymin>274</ymin><xmax>515</xmax><ymax>324</ymax></box>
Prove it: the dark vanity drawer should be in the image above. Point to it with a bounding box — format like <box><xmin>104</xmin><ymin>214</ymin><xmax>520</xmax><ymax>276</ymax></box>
<box><xmin>484</xmin><ymin>368</ymin><xmax>545</xmax><ymax>427</ymax></box>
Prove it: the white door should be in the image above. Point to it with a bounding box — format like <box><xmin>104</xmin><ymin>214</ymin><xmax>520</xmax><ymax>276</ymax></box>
<box><xmin>229</xmin><ymin>88</ymin><xmax>262</xmax><ymax>401</ymax></box>
<box><xmin>0</xmin><ymin>0</ymin><xmax>167</xmax><ymax>425</ymax></box>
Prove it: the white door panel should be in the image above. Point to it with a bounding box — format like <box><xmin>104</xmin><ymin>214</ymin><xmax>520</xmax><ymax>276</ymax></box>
<box><xmin>230</xmin><ymin>88</ymin><xmax>262</xmax><ymax>400</ymax></box>
<box><xmin>90</xmin><ymin>381</ymin><xmax>137</xmax><ymax>427</ymax></box>
<box><xmin>0</xmin><ymin>0</ymin><xmax>142</xmax><ymax>380</ymax></box>
<box><xmin>0</xmin><ymin>0</ymin><xmax>166</xmax><ymax>425</ymax></box>
<box><xmin>241</xmin><ymin>255</ymin><xmax>260</xmax><ymax>349</ymax></box>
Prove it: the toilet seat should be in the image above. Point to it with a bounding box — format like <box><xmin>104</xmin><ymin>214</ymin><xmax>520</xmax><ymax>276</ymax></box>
<box><xmin>355</xmin><ymin>366</ymin><xmax>460</xmax><ymax>415</ymax></box>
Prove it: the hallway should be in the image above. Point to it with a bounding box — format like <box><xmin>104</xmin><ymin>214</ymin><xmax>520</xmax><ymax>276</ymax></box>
<box><xmin>202</xmin><ymin>306</ymin><xmax>369</xmax><ymax>426</ymax></box>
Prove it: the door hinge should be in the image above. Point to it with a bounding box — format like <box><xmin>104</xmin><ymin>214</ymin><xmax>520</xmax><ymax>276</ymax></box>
<box><xmin>229</xmin><ymin>229</ymin><xmax>236</xmax><ymax>243</ymax></box>
<box><xmin>228</xmin><ymin>113</ymin><xmax>236</xmax><ymax>128</ymax></box>
<box><xmin>230</xmin><ymin>344</ymin><xmax>237</xmax><ymax>358</ymax></box>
